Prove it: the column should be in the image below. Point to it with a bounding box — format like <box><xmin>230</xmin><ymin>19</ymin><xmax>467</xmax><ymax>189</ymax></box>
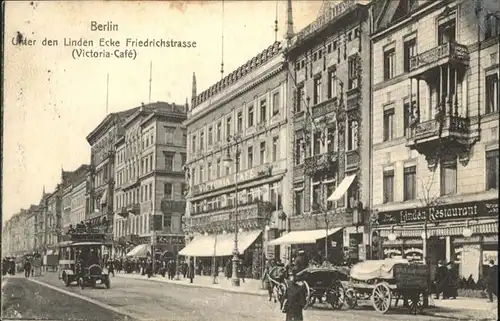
<box><xmin>446</xmin><ymin>236</ymin><xmax>451</xmax><ymax>262</ymax></box>
<box><xmin>454</xmin><ymin>68</ymin><xmax>459</xmax><ymax>116</ymax></box>
<box><xmin>447</xmin><ymin>65</ymin><xmax>452</xmax><ymax>114</ymax></box>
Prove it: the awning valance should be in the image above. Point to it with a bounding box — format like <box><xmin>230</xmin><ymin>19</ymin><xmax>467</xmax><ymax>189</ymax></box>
<box><xmin>268</xmin><ymin>227</ymin><xmax>344</xmax><ymax>246</ymax></box>
<box><xmin>126</xmin><ymin>244</ymin><xmax>150</xmax><ymax>258</ymax></box>
<box><xmin>179</xmin><ymin>230</ymin><xmax>262</xmax><ymax>257</ymax></box>
<box><xmin>327</xmin><ymin>174</ymin><xmax>356</xmax><ymax>202</ymax></box>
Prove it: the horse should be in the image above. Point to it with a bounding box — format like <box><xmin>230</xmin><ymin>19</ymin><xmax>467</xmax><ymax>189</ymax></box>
<box><xmin>266</xmin><ymin>266</ymin><xmax>287</xmax><ymax>303</ymax></box>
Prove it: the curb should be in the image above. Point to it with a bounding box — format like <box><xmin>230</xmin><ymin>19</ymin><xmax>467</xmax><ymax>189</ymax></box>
<box><xmin>115</xmin><ymin>274</ymin><xmax>268</xmax><ymax>297</ymax></box>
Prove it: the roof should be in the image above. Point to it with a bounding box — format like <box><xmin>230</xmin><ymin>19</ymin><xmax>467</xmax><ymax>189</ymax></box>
<box><xmin>61</xmin><ymin>164</ymin><xmax>90</xmax><ymax>187</ymax></box>
<box><xmin>123</xmin><ymin>102</ymin><xmax>186</xmax><ymax>128</ymax></box>
<box><xmin>86</xmin><ymin>107</ymin><xmax>139</xmax><ymax>144</ymax></box>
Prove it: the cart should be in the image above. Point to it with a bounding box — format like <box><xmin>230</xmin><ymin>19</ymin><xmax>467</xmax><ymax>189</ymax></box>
<box><xmin>345</xmin><ymin>258</ymin><xmax>429</xmax><ymax>314</ymax></box>
<box><xmin>296</xmin><ymin>266</ymin><xmax>350</xmax><ymax>310</ymax></box>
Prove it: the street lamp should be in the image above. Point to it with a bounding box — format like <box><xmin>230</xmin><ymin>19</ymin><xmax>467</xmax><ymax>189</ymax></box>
<box><xmin>222</xmin><ymin>134</ymin><xmax>241</xmax><ymax>287</ymax></box>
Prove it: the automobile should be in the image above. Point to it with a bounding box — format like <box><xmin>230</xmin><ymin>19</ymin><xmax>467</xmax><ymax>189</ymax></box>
<box><xmin>58</xmin><ymin>231</ymin><xmax>111</xmax><ymax>289</ymax></box>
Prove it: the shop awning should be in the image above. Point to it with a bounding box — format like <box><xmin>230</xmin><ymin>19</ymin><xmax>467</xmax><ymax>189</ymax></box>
<box><xmin>178</xmin><ymin>230</ymin><xmax>262</xmax><ymax>257</ymax></box>
<box><xmin>327</xmin><ymin>174</ymin><xmax>356</xmax><ymax>202</ymax></box>
<box><xmin>268</xmin><ymin>227</ymin><xmax>344</xmax><ymax>246</ymax></box>
<box><xmin>126</xmin><ymin>244</ymin><xmax>150</xmax><ymax>258</ymax></box>
<box><xmin>100</xmin><ymin>189</ymin><xmax>108</xmax><ymax>206</ymax></box>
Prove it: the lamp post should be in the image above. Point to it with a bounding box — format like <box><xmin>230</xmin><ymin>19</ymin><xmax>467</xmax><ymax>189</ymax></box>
<box><xmin>222</xmin><ymin>134</ymin><xmax>241</xmax><ymax>287</ymax></box>
<box><xmin>422</xmin><ymin>213</ymin><xmax>430</xmax><ymax>308</ymax></box>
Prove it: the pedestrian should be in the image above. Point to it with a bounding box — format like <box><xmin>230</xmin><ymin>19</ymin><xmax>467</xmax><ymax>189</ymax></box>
<box><xmin>434</xmin><ymin>260</ymin><xmax>448</xmax><ymax>299</ymax></box>
<box><xmin>238</xmin><ymin>258</ymin><xmax>245</xmax><ymax>283</ymax></box>
<box><xmin>225</xmin><ymin>259</ymin><xmax>232</xmax><ymax>279</ymax></box>
<box><xmin>444</xmin><ymin>261</ymin><xmax>457</xmax><ymax>299</ymax></box>
<box><xmin>486</xmin><ymin>260</ymin><xmax>498</xmax><ymax>303</ymax></box>
<box><xmin>107</xmin><ymin>260</ymin><xmax>115</xmax><ymax>277</ymax></box>
<box><xmin>24</xmin><ymin>259</ymin><xmax>31</xmax><ymax>278</ymax></box>
<box><xmin>188</xmin><ymin>258</ymin><xmax>195</xmax><ymax>284</ymax></box>
<box><xmin>281</xmin><ymin>267</ymin><xmax>307</xmax><ymax>321</ymax></box>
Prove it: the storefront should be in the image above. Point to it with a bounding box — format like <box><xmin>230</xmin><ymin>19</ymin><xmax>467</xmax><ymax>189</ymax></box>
<box><xmin>376</xmin><ymin>198</ymin><xmax>498</xmax><ymax>282</ymax></box>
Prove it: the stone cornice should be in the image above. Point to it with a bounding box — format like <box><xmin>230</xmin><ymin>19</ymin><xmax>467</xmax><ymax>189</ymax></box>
<box><xmin>87</xmin><ymin>107</ymin><xmax>139</xmax><ymax>144</ymax></box>
<box><xmin>185</xmin><ymin>61</ymin><xmax>286</xmax><ymax>126</ymax></box>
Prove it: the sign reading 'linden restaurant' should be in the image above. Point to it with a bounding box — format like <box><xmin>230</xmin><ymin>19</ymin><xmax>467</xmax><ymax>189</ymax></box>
<box><xmin>377</xmin><ymin>199</ymin><xmax>498</xmax><ymax>225</ymax></box>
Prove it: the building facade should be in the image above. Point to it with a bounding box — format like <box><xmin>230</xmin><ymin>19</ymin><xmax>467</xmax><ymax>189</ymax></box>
<box><xmin>3</xmin><ymin>207</ymin><xmax>37</xmax><ymax>257</ymax></box>
<box><xmin>86</xmin><ymin>108</ymin><xmax>139</xmax><ymax>252</ymax></box>
<box><xmin>114</xmin><ymin>102</ymin><xmax>187</xmax><ymax>259</ymax></box>
<box><xmin>44</xmin><ymin>188</ymin><xmax>62</xmax><ymax>255</ymax></box>
<box><xmin>275</xmin><ymin>0</ymin><xmax>371</xmax><ymax>264</ymax></box>
<box><xmin>61</xmin><ymin>165</ymin><xmax>90</xmax><ymax>230</ymax></box>
<box><xmin>182</xmin><ymin>41</ymin><xmax>290</xmax><ymax>278</ymax></box>
<box><xmin>370</xmin><ymin>0</ymin><xmax>499</xmax><ymax>281</ymax></box>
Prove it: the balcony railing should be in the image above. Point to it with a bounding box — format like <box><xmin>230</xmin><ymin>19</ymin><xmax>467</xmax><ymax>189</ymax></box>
<box><xmin>311</xmin><ymin>97</ymin><xmax>338</xmax><ymax>119</ymax></box>
<box><xmin>304</xmin><ymin>151</ymin><xmax>338</xmax><ymax>176</ymax></box>
<box><xmin>407</xmin><ymin>115</ymin><xmax>470</xmax><ymax>145</ymax></box>
<box><xmin>345</xmin><ymin>149</ymin><xmax>360</xmax><ymax>170</ymax></box>
<box><xmin>409</xmin><ymin>42</ymin><xmax>469</xmax><ymax>72</ymax></box>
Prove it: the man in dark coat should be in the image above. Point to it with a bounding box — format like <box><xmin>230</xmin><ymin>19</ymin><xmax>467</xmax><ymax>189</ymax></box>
<box><xmin>294</xmin><ymin>251</ymin><xmax>309</xmax><ymax>273</ymax></box>
<box><xmin>486</xmin><ymin>260</ymin><xmax>498</xmax><ymax>302</ymax></box>
<box><xmin>24</xmin><ymin>259</ymin><xmax>32</xmax><ymax>278</ymax></box>
<box><xmin>281</xmin><ymin>267</ymin><xmax>307</xmax><ymax>321</ymax></box>
<box><xmin>434</xmin><ymin>260</ymin><xmax>448</xmax><ymax>299</ymax></box>
<box><xmin>188</xmin><ymin>258</ymin><xmax>195</xmax><ymax>283</ymax></box>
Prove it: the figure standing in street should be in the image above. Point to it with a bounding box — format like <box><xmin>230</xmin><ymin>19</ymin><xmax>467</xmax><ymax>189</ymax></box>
<box><xmin>281</xmin><ymin>267</ymin><xmax>307</xmax><ymax>321</ymax></box>
<box><xmin>188</xmin><ymin>258</ymin><xmax>195</xmax><ymax>283</ymax></box>
<box><xmin>24</xmin><ymin>259</ymin><xmax>31</xmax><ymax>278</ymax></box>
<box><xmin>107</xmin><ymin>260</ymin><xmax>115</xmax><ymax>277</ymax></box>
<box><xmin>434</xmin><ymin>260</ymin><xmax>448</xmax><ymax>299</ymax></box>
<box><xmin>486</xmin><ymin>260</ymin><xmax>498</xmax><ymax>302</ymax></box>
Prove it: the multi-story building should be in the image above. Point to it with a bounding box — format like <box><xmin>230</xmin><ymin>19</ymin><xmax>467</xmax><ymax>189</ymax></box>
<box><xmin>271</xmin><ymin>0</ymin><xmax>371</xmax><ymax>265</ymax></box>
<box><xmin>61</xmin><ymin>165</ymin><xmax>90</xmax><ymax>230</ymax></box>
<box><xmin>34</xmin><ymin>189</ymin><xmax>49</xmax><ymax>253</ymax></box>
<box><xmin>3</xmin><ymin>207</ymin><xmax>37</xmax><ymax>257</ymax></box>
<box><xmin>25</xmin><ymin>207</ymin><xmax>36</xmax><ymax>254</ymax></box>
<box><xmin>114</xmin><ymin>102</ymin><xmax>187</xmax><ymax>260</ymax></box>
<box><xmin>86</xmin><ymin>107</ymin><xmax>139</xmax><ymax>253</ymax></box>
<box><xmin>44</xmin><ymin>188</ymin><xmax>62</xmax><ymax>255</ymax></box>
<box><xmin>181</xmin><ymin>41</ymin><xmax>290</xmax><ymax>278</ymax></box>
<box><xmin>370</xmin><ymin>0</ymin><xmax>499</xmax><ymax>280</ymax></box>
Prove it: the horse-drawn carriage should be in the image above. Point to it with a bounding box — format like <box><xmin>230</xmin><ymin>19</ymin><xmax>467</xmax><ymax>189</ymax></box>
<box><xmin>345</xmin><ymin>258</ymin><xmax>429</xmax><ymax>314</ymax></box>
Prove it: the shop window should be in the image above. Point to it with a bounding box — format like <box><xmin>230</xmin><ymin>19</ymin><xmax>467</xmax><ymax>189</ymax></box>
<box><xmin>486</xmin><ymin>149</ymin><xmax>499</xmax><ymax>190</ymax></box>
<box><xmin>383</xmin><ymin>170</ymin><xmax>394</xmax><ymax>203</ymax></box>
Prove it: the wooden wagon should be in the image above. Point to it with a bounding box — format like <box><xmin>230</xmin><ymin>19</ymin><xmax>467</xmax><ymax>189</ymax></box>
<box><xmin>345</xmin><ymin>258</ymin><xmax>429</xmax><ymax>314</ymax></box>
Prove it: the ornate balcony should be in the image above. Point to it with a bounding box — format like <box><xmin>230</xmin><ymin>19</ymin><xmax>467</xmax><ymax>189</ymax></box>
<box><xmin>311</xmin><ymin>97</ymin><xmax>338</xmax><ymax>119</ymax></box>
<box><xmin>409</xmin><ymin>42</ymin><xmax>469</xmax><ymax>77</ymax></box>
<box><xmin>304</xmin><ymin>152</ymin><xmax>338</xmax><ymax>176</ymax></box>
<box><xmin>345</xmin><ymin>149</ymin><xmax>360</xmax><ymax>171</ymax></box>
<box><xmin>406</xmin><ymin>114</ymin><xmax>479</xmax><ymax>169</ymax></box>
<box><xmin>187</xmin><ymin>201</ymin><xmax>274</xmax><ymax>233</ymax></box>
<box><xmin>161</xmin><ymin>200</ymin><xmax>186</xmax><ymax>213</ymax></box>
<box><xmin>117</xmin><ymin>203</ymin><xmax>140</xmax><ymax>218</ymax></box>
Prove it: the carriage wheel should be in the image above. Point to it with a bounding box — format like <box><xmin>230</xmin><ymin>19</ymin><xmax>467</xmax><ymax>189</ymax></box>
<box><xmin>408</xmin><ymin>292</ymin><xmax>424</xmax><ymax>315</ymax></box>
<box><xmin>327</xmin><ymin>283</ymin><xmax>345</xmax><ymax>310</ymax></box>
<box><xmin>345</xmin><ymin>288</ymin><xmax>358</xmax><ymax>309</ymax></box>
<box><xmin>302</xmin><ymin>281</ymin><xmax>312</xmax><ymax>310</ymax></box>
<box><xmin>372</xmin><ymin>282</ymin><xmax>392</xmax><ymax>314</ymax></box>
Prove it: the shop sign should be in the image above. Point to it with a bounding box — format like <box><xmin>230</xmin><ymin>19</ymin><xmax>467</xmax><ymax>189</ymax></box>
<box><xmin>483</xmin><ymin>250</ymin><xmax>498</xmax><ymax>265</ymax></box>
<box><xmin>377</xmin><ymin>199</ymin><xmax>498</xmax><ymax>225</ymax></box>
<box><xmin>156</xmin><ymin>235</ymin><xmax>185</xmax><ymax>245</ymax></box>
<box><xmin>296</xmin><ymin>0</ymin><xmax>356</xmax><ymax>43</ymax></box>
<box><xmin>192</xmin><ymin>164</ymin><xmax>272</xmax><ymax>196</ymax></box>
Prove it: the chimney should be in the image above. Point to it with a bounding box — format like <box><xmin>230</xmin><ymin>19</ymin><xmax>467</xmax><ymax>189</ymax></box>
<box><xmin>286</xmin><ymin>0</ymin><xmax>294</xmax><ymax>43</ymax></box>
<box><xmin>185</xmin><ymin>97</ymin><xmax>189</xmax><ymax>112</ymax></box>
<box><xmin>191</xmin><ymin>72</ymin><xmax>197</xmax><ymax>106</ymax></box>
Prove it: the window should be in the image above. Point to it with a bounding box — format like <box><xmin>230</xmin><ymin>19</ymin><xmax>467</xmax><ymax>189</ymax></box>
<box><xmin>486</xmin><ymin>72</ymin><xmax>499</xmax><ymax>114</ymax></box>
<box><xmin>191</xmin><ymin>168</ymin><xmax>196</xmax><ymax>185</ymax></box>
<box><xmin>164</xmin><ymin>183</ymin><xmax>173</xmax><ymax>199</ymax></box>
<box><xmin>207</xmin><ymin>163</ymin><xmax>212</xmax><ymax>181</ymax></box>
<box><xmin>403</xmin><ymin>166</ymin><xmax>416</xmax><ymax>201</ymax></box>
<box><xmin>149</xmin><ymin>183</ymin><xmax>152</xmax><ymax>200</ymax></box>
<box><xmin>295</xmin><ymin>137</ymin><xmax>304</xmax><ymax>165</ymax></box>
<box><xmin>208</xmin><ymin>126</ymin><xmax>213</xmax><ymax>145</ymax></box>
<box><xmin>260</xmin><ymin>99</ymin><xmax>267</xmax><ymax>123</ymax></box>
<box><xmin>163</xmin><ymin>214</ymin><xmax>172</xmax><ymax>229</ymax></box>
<box><xmin>216</xmin><ymin>122</ymin><xmax>222</xmax><ymax>141</ymax></box>
<box><xmin>486</xmin><ymin>149</ymin><xmax>499</xmax><ymax>190</ymax></box>
<box><xmin>383</xmin><ymin>109</ymin><xmax>394</xmax><ymax>141</ymax></box>
<box><xmin>328</xmin><ymin>69</ymin><xmax>337</xmax><ymax>99</ymax></box>
<box><xmin>272</xmin><ymin>136</ymin><xmax>279</xmax><ymax>162</ymax></box>
<box><xmin>165</xmin><ymin>127</ymin><xmax>175</xmax><ymax>144</ymax></box>
<box><xmin>326</xmin><ymin>179</ymin><xmax>335</xmax><ymax>210</ymax></box>
<box><xmin>438</xmin><ymin>18</ymin><xmax>456</xmax><ymax>45</ymax></box>
<box><xmin>348</xmin><ymin>57</ymin><xmax>358</xmax><ymax>89</ymax></box>
<box><xmin>164</xmin><ymin>153</ymin><xmax>174</xmax><ymax>171</ymax></box>
<box><xmin>236</xmin><ymin>153</ymin><xmax>241</xmax><ymax>173</ymax></box>
<box><xmin>313</xmin><ymin>131</ymin><xmax>322</xmax><ymax>155</ymax></box>
<box><xmin>383</xmin><ymin>170</ymin><xmax>394</xmax><ymax>203</ymax></box>
<box><xmin>237</xmin><ymin>111</ymin><xmax>243</xmax><ymax>132</ymax></box>
<box><xmin>191</xmin><ymin>135</ymin><xmax>196</xmax><ymax>152</ymax></box>
<box><xmin>226</xmin><ymin>117</ymin><xmax>232</xmax><ymax>138</ymax></box>
<box><xmin>313</xmin><ymin>77</ymin><xmax>322</xmax><ymax>105</ymax></box>
<box><xmin>296</xmin><ymin>85</ymin><xmax>305</xmax><ymax>112</ymax></box>
<box><xmin>199</xmin><ymin>131</ymin><xmax>204</xmax><ymax>151</ymax></box>
<box><xmin>312</xmin><ymin>181</ymin><xmax>322</xmax><ymax>209</ymax></box>
<box><xmin>272</xmin><ymin>92</ymin><xmax>280</xmax><ymax>115</ymax></box>
<box><xmin>216</xmin><ymin>159</ymin><xmax>221</xmax><ymax>178</ymax></box>
<box><xmin>260</xmin><ymin>141</ymin><xmax>266</xmax><ymax>164</ymax></box>
<box><xmin>347</xmin><ymin>120</ymin><xmax>358</xmax><ymax>150</ymax></box>
<box><xmin>403</xmin><ymin>38</ymin><xmax>417</xmax><ymax>72</ymax></box>
<box><xmin>247</xmin><ymin>146</ymin><xmax>253</xmax><ymax>168</ymax></box>
<box><xmin>440</xmin><ymin>160</ymin><xmax>457</xmax><ymax>196</ymax></box>
<box><xmin>485</xmin><ymin>14</ymin><xmax>500</xmax><ymax>39</ymax></box>
<box><xmin>327</xmin><ymin>125</ymin><xmax>335</xmax><ymax>152</ymax></box>
<box><xmin>181</xmin><ymin>154</ymin><xmax>186</xmax><ymax>167</ymax></box>
<box><xmin>199</xmin><ymin>165</ymin><xmax>204</xmax><ymax>183</ymax></box>
<box><xmin>248</xmin><ymin>105</ymin><xmax>254</xmax><ymax>127</ymax></box>
<box><xmin>403</xmin><ymin>100</ymin><xmax>414</xmax><ymax>136</ymax></box>
<box><xmin>383</xmin><ymin>48</ymin><xmax>396</xmax><ymax>80</ymax></box>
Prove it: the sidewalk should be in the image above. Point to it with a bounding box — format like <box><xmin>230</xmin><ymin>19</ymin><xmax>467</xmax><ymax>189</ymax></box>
<box><xmin>425</xmin><ymin>297</ymin><xmax>498</xmax><ymax>320</ymax></box>
<box><xmin>115</xmin><ymin>272</ymin><xmax>267</xmax><ymax>296</ymax></box>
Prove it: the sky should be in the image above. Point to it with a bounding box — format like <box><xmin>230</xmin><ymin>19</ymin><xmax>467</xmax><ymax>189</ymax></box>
<box><xmin>2</xmin><ymin>0</ymin><xmax>325</xmax><ymax>223</ymax></box>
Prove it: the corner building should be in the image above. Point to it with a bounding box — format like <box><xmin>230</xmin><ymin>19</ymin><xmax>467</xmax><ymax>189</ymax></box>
<box><xmin>113</xmin><ymin>102</ymin><xmax>187</xmax><ymax>260</ymax></box>
<box><xmin>181</xmin><ymin>41</ymin><xmax>291</xmax><ymax>278</ymax></box>
<box><xmin>271</xmin><ymin>1</ymin><xmax>372</xmax><ymax>265</ymax></box>
<box><xmin>370</xmin><ymin>0</ymin><xmax>498</xmax><ymax>281</ymax></box>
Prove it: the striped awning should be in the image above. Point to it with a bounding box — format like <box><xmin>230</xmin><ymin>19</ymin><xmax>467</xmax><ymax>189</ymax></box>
<box><xmin>379</xmin><ymin>221</ymin><xmax>498</xmax><ymax>238</ymax></box>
